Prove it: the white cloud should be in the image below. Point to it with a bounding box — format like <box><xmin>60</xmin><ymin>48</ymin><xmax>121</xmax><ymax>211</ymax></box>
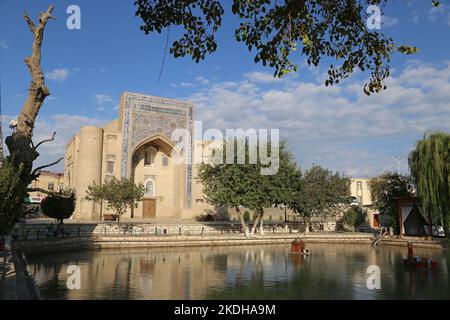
<box><xmin>0</xmin><ymin>40</ymin><xmax>7</xmax><ymax>50</ymax></box>
<box><xmin>196</xmin><ymin>76</ymin><xmax>210</xmax><ymax>85</ymax></box>
<box><xmin>94</xmin><ymin>94</ymin><xmax>115</xmax><ymax>106</ymax></box>
<box><xmin>171</xmin><ymin>82</ymin><xmax>196</xmax><ymax>88</ymax></box>
<box><xmin>412</xmin><ymin>11</ymin><xmax>420</xmax><ymax>23</ymax></box>
<box><xmin>2</xmin><ymin>114</ymin><xmax>108</xmax><ymax>172</ymax></box>
<box><xmin>188</xmin><ymin>61</ymin><xmax>450</xmax><ymax>177</ymax></box>
<box><xmin>428</xmin><ymin>4</ymin><xmax>448</xmax><ymax>23</ymax></box>
<box><xmin>244</xmin><ymin>71</ymin><xmax>282</xmax><ymax>84</ymax></box>
<box><xmin>45</xmin><ymin>68</ymin><xmax>71</xmax><ymax>82</ymax></box>
<box><xmin>382</xmin><ymin>15</ymin><xmax>399</xmax><ymax>27</ymax></box>
<box><xmin>180</xmin><ymin>82</ymin><xmax>195</xmax><ymax>88</ymax></box>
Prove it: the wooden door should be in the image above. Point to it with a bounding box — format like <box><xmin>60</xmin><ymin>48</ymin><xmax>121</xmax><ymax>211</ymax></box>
<box><xmin>143</xmin><ymin>199</ymin><xmax>156</xmax><ymax>218</ymax></box>
<box><xmin>373</xmin><ymin>215</ymin><xmax>380</xmax><ymax>228</ymax></box>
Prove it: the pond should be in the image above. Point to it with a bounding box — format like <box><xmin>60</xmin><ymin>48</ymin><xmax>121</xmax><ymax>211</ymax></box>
<box><xmin>27</xmin><ymin>243</ymin><xmax>450</xmax><ymax>300</ymax></box>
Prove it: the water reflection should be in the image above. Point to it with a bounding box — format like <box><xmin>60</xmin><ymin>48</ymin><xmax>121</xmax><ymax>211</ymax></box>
<box><xmin>27</xmin><ymin>244</ymin><xmax>450</xmax><ymax>300</ymax></box>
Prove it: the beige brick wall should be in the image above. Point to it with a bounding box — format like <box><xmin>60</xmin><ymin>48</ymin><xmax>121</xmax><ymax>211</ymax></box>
<box><xmin>350</xmin><ymin>178</ymin><xmax>373</xmax><ymax>206</ymax></box>
<box><xmin>28</xmin><ymin>171</ymin><xmax>64</xmax><ymax>203</ymax></box>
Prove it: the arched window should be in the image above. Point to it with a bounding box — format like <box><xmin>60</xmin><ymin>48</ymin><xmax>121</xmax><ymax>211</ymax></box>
<box><xmin>162</xmin><ymin>156</ymin><xmax>169</xmax><ymax>167</ymax></box>
<box><xmin>144</xmin><ymin>146</ymin><xmax>158</xmax><ymax>166</ymax></box>
<box><xmin>145</xmin><ymin>179</ymin><xmax>155</xmax><ymax>197</ymax></box>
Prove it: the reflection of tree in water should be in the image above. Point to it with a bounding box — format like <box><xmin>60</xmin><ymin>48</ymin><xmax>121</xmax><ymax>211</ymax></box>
<box><xmin>206</xmin><ymin>244</ymin><xmax>450</xmax><ymax>300</ymax></box>
<box><xmin>27</xmin><ymin>244</ymin><xmax>450</xmax><ymax>300</ymax></box>
<box><xmin>33</xmin><ymin>263</ymin><xmax>69</xmax><ymax>300</ymax></box>
<box><xmin>206</xmin><ymin>245</ymin><xmax>355</xmax><ymax>299</ymax></box>
<box><xmin>27</xmin><ymin>250</ymin><xmax>95</xmax><ymax>300</ymax></box>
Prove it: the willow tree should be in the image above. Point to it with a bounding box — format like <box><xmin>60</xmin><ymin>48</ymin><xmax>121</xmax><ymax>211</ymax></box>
<box><xmin>409</xmin><ymin>132</ymin><xmax>450</xmax><ymax>233</ymax></box>
<box><xmin>135</xmin><ymin>0</ymin><xmax>426</xmax><ymax>94</ymax></box>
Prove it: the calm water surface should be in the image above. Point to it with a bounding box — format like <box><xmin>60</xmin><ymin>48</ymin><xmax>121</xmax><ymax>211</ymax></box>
<box><xmin>27</xmin><ymin>244</ymin><xmax>450</xmax><ymax>300</ymax></box>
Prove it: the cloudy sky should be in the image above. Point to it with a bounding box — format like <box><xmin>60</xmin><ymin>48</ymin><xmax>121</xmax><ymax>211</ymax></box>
<box><xmin>1</xmin><ymin>0</ymin><xmax>449</xmax><ymax>177</ymax></box>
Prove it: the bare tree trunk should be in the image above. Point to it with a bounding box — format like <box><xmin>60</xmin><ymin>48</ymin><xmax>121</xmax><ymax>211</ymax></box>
<box><xmin>4</xmin><ymin>6</ymin><xmax>55</xmax><ymax>219</ymax></box>
<box><xmin>303</xmin><ymin>214</ymin><xmax>310</xmax><ymax>235</ymax></box>
<box><xmin>235</xmin><ymin>206</ymin><xmax>249</xmax><ymax>238</ymax></box>
<box><xmin>250</xmin><ymin>210</ymin><xmax>261</xmax><ymax>237</ymax></box>
<box><xmin>258</xmin><ymin>209</ymin><xmax>265</xmax><ymax>235</ymax></box>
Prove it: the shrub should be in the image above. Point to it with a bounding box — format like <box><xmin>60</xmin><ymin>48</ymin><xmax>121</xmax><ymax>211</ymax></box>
<box><xmin>0</xmin><ymin>157</ymin><xmax>23</xmax><ymax>236</ymax></box>
<box><xmin>41</xmin><ymin>191</ymin><xmax>76</xmax><ymax>225</ymax></box>
<box><xmin>243</xmin><ymin>211</ymin><xmax>250</xmax><ymax>222</ymax></box>
<box><xmin>196</xmin><ymin>213</ymin><xmax>216</xmax><ymax>221</ymax></box>
<box><xmin>344</xmin><ymin>207</ymin><xmax>367</xmax><ymax>232</ymax></box>
<box><xmin>279</xmin><ymin>215</ymin><xmax>283</xmax><ymax>221</ymax></box>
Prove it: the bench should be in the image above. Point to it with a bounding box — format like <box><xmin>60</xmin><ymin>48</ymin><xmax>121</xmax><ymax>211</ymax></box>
<box><xmin>104</xmin><ymin>214</ymin><xmax>118</xmax><ymax>222</ymax></box>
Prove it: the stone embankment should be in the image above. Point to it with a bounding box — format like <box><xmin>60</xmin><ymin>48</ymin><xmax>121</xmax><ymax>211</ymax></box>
<box><xmin>16</xmin><ymin>233</ymin><xmax>376</xmax><ymax>255</ymax></box>
<box><xmin>12</xmin><ymin>221</ymin><xmax>332</xmax><ymax>240</ymax></box>
<box><xmin>10</xmin><ymin>221</ymin><xmax>447</xmax><ymax>255</ymax></box>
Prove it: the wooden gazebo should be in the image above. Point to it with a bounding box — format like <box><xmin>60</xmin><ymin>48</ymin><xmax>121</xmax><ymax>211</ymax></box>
<box><xmin>395</xmin><ymin>196</ymin><xmax>433</xmax><ymax>238</ymax></box>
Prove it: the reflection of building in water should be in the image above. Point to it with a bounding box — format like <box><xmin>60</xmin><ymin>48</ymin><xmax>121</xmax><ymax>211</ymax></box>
<box><xmin>30</xmin><ymin>244</ymin><xmax>449</xmax><ymax>300</ymax></box>
<box><xmin>32</xmin><ymin>248</ymin><xmax>229</xmax><ymax>300</ymax></box>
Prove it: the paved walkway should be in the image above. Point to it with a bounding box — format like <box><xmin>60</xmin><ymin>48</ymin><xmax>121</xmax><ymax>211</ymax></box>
<box><xmin>0</xmin><ymin>251</ymin><xmax>18</xmax><ymax>300</ymax></box>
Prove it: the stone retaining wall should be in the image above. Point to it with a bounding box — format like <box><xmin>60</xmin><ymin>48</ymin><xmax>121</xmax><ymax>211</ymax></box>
<box><xmin>17</xmin><ymin>232</ymin><xmax>374</xmax><ymax>255</ymax></box>
<box><xmin>379</xmin><ymin>237</ymin><xmax>447</xmax><ymax>249</ymax></box>
<box><xmin>11</xmin><ymin>221</ymin><xmax>341</xmax><ymax>241</ymax></box>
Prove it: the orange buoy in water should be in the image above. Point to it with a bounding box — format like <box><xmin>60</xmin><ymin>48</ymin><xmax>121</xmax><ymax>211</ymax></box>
<box><xmin>291</xmin><ymin>238</ymin><xmax>304</xmax><ymax>253</ymax></box>
<box><xmin>291</xmin><ymin>238</ymin><xmax>311</xmax><ymax>256</ymax></box>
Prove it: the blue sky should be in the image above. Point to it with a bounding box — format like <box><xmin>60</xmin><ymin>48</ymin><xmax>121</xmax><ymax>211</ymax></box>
<box><xmin>0</xmin><ymin>0</ymin><xmax>450</xmax><ymax>177</ymax></box>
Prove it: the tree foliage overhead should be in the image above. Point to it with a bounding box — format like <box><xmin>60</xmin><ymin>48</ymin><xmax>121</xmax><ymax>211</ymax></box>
<box><xmin>86</xmin><ymin>177</ymin><xmax>145</xmax><ymax>225</ymax></box>
<box><xmin>290</xmin><ymin>165</ymin><xmax>350</xmax><ymax>222</ymax></box>
<box><xmin>369</xmin><ymin>172</ymin><xmax>412</xmax><ymax>230</ymax></box>
<box><xmin>135</xmin><ymin>0</ymin><xmax>420</xmax><ymax>94</ymax></box>
<box><xmin>409</xmin><ymin>132</ymin><xmax>450</xmax><ymax>232</ymax></box>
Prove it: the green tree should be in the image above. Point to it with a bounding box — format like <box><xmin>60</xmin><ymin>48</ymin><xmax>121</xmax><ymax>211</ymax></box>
<box><xmin>198</xmin><ymin>139</ymin><xmax>300</xmax><ymax>237</ymax></box>
<box><xmin>343</xmin><ymin>206</ymin><xmax>367</xmax><ymax>232</ymax></box>
<box><xmin>41</xmin><ymin>189</ymin><xmax>76</xmax><ymax>236</ymax></box>
<box><xmin>243</xmin><ymin>211</ymin><xmax>251</xmax><ymax>223</ymax></box>
<box><xmin>290</xmin><ymin>165</ymin><xmax>350</xmax><ymax>228</ymax></box>
<box><xmin>409</xmin><ymin>132</ymin><xmax>450</xmax><ymax>233</ymax></box>
<box><xmin>134</xmin><ymin>0</ymin><xmax>425</xmax><ymax>94</ymax></box>
<box><xmin>0</xmin><ymin>157</ymin><xmax>24</xmax><ymax>237</ymax></box>
<box><xmin>369</xmin><ymin>172</ymin><xmax>412</xmax><ymax>231</ymax></box>
<box><xmin>86</xmin><ymin>178</ymin><xmax>145</xmax><ymax>226</ymax></box>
